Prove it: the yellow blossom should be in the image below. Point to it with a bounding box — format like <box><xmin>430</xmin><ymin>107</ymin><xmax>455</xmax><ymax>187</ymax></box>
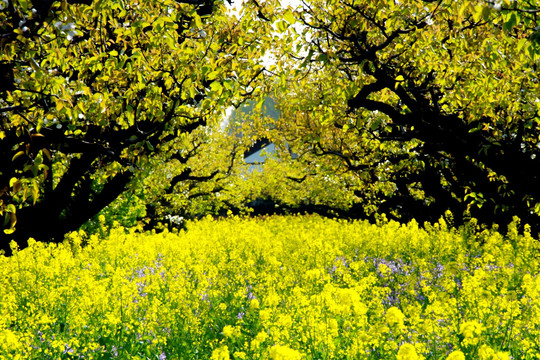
<box><xmin>269</xmin><ymin>344</ymin><xmax>303</xmax><ymax>360</ymax></box>
<box><xmin>446</xmin><ymin>350</ymin><xmax>466</xmax><ymax>360</ymax></box>
<box><xmin>397</xmin><ymin>343</ymin><xmax>420</xmax><ymax>360</ymax></box>
<box><xmin>233</xmin><ymin>351</ymin><xmax>247</xmax><ymax>359</ymax></box>
<box><xmin>260</xmin><ymin>308</ymin><xmax>272</xmax><ymax>322</ymax></box>
<box><xmin>250</xmin><ymin>298</ymin><xmax>260</xmax><ymax>309</ymax></box>
<box><xmin>1</xmin><ymin>215</ymin><xmax>540</xmax><ymax>359</ymax></box>
<box><xmin>0</xmin><ymin>328</ymin><xmax>23</xmax><ymax>353</ymax></box>
<box><xmin>210</xmin><ymin>345</ymin><xmax>230</xmax><ymax>360</ymax></box>
<box><xmin>494</xmin><ymin>352</ymin><xmax>511</xmax><ymax>360</ymax></box>
<box><xmin>479</xmin><ymin>344</ymin><xmax>496</xmax><ymax>359</ymax></box>
<box><xmin>222</xmin><ymin>325</ymin><xmax>235</xmax><ymax>338</ymax></box>
<box><xmin>386</xmin><ymin>306</ymin><xmax>406</xmax><ymax>328</ymax></box>
<box><xmin>460</xmin><ymin>320</ymin><xmax>485</xmax><ymax>346</ymax></box>
<box><xmin>479</xmin><ymin>345</ymin><xmax>512</xmax><ymax>360</ymax></box>
<box><xmin>378</xmin><ymin>263</ymin><xmax>391</xmax><ymax>276</ymax></box>
<box><xmin>251</xmin><ymin>331</ymin><xmax>268</xmax><ymax>350</ymax></box>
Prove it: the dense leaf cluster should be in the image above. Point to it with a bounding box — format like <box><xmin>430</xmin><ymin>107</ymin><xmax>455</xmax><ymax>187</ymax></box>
<box><xmin>2</xmin><ymin>0</ymin><xmax>540</xmax><ymax>251</ymax></box>
<box><xmin>0</xmin><ymin>0</ymin><xmax>274</xmax><ymax>253</ymax></box>
<box><xmin>268</xmin><ymin>0</ymin><xmax>540</xmax><ymax>229</ymax></box>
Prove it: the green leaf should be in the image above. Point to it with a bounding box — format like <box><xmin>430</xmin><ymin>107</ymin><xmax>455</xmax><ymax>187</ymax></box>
<box><xmin>12</xmin><ymin>151</ymin><xmax>25</xmax><ymax>161</ymax></box>
<box><xmin>193</xmin><ymin>13</ymin><xmax>203</xmax><ymax>29</ymax></box>
<box><xmin>210</xmin><ymin>81</ymin><xmax>223</xmax><ymax>93</ymax></box>
<box><xmin>503</xmin><ymin>13</ymin><xmax>517</xmax><ymax>32</ymax></box>
<box><xmin>276</xmin><ymin>20</ymin><xmax>288</xmax><ymax>32</ymax></box>
<box><xmin>207</xmin><ymin>70</ymin><xmax>219</xmax><ymax>80</ymax></box>
<box><xmin>283</xmin><ymin>10</ymin><xmax>296</xmax><ymax>25</ymax></box>
<box><xmin>300</xmin><ymin>49</ymin><xmax>313</xmax><ymax>68</ymax></box>
<box><xmin>395</xmin><ymin>75</ymin><xmax>405</xmax><ymax>89</ymax></box>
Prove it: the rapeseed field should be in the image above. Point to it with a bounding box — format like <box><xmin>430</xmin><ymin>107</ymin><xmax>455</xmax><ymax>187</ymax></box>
<box><xmin>1</xmin><ymin>215</ymin><xmax>539</xmax><ymax>359</ymax></box>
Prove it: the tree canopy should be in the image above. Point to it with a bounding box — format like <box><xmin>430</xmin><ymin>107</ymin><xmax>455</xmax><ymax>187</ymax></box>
<box><xmin>2</xmin><ymin>0</ymin><xmax>540</xmax><ymax>253</ymax></box>
<box><xmin>0</xmin><ymin>0</ymin><xmax>276</xmax><ymax>253</ymax></box>
<box><xmin>263</xmin><ymin>0</ymin><xmax>540</xmax><ymax>229</ymax></box>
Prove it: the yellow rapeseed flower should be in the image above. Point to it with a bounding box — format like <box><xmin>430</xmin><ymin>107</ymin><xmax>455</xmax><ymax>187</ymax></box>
<box><xmin>460</xmin><ymin>320</ymin><xmax>485</xmax><ymax>346</ymax></box>
<box><xmin>397</xmin><ymin>343</ymin><xmax>420</xmax><ymax>360</ymax></box>
<box><xmin>479</xmin><ymin>345</ymin><xmax>512</xmax><ymax>360</ymax></box>
<box><xmin>2</xmin><ymin>215</ymin><xmax>540</xmax><ymax>359</ymax></box>
<box><xmin>250</xmin><ymin>298</ymin><xmax>260</xmax><ymax>309</ymax></box>
<box><xmin>494</xmin><ymin>352</ymin><xmax>511</xmax><ymax>360</ymax></box>
<box><xmin>0</xmin><ymin>328</ymin><xmax>23</xmax><ymax>353</ymax></box>
<box><xmin>386</xmin><ymin>306</ymin><xmax>406</xmax><ymax>328</ymax></box>
<box><xmin>378</xmin><ymin>263</ymin><xmax>392</xmax><ymax>276</ymax></box>
<box><xmin>233</xmin><ymin>351</ymin><xmax>247</xmax><ymax>359</ymax></box>
<box><xmin>269</xmin><ymin>344</ymin><xmax>303</xmax><ymax>360</ymax></box>
<box><xmin>260</xmin><ymin>308</ymin><xmax>272</xmax><ymax>322</ymax></box>
<box><xmin>222</xmin><ymin>325</ymin><xmax>235</xmax><ymax>338</ymax></box>
<box><xmin>446</xmin><ymin>350</ymin><xmax>466</xmax><ymax>360</ymax></box>
<box><xmin>479</xmin><ymin>344</ymin><xmax>496</xmax><ymax>359</ymax></box>
<box><xmin>210</xmin><ymin>345</ymin><xmax>230</xmax><ymax>360</ymax></box>
<box><xmin>251</xmin><ymin>331</ymin><xmax>269</xmax><ymax>350</ymax></box>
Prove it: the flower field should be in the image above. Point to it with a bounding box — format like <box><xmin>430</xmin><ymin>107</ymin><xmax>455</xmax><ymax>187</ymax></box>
<box><xmin>1</xmin><ymin>215</ymin><xmax>539</xmax><ymax>359</ymax></box>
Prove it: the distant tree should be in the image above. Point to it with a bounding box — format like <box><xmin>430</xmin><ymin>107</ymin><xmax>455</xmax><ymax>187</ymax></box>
<box><xmin>223</xmin><ymin>96</ymin><xmax>360</xmax><ymax>217</ymax></box>
<box><xmin>267</xmin><ymin>0</ymin><xmax>540</xmax><ymax>229</ymax></box>
<box><xmin>0</xmin><ymin>0</ymin><xmax>275</xmax><ymax>254</ymax></box>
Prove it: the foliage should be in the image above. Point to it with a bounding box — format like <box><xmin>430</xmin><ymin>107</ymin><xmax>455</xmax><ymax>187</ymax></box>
<box><xmin>3</xmin><ymin>0</ymin><xmax>540</xmax><ymax>251</ymax></box>
<box><xmin>1</xmin><ymin>215</ymin><xmax>539</xmax><ymax>359</ymax></box>
<box><xmin>128</xmin><ymin>125</ymin><xmax>248</xmax><ymax>223</ymax></box>
<box><xmin>0</xmin><ymin>0</ymin><xmax>275</xmax><ymax>253</ymax></box>
<box><xmin>117</xmin><ymin>94</ymin><xmax>359</xmax><ymax>224</ymax></box>
<box><xmin>202</xmin><ymin>96</ymin><xmax>358</xmax><ymax>217</ymax></box>
<box><xmin>265</xmin><ymin>0</ymin><xmax>540</xmax><ymax>228</ymax></box>
<box><xmin>232</xmin><ymin>156</ymin><xmax>357</xmax><ymax>215</ymax></box>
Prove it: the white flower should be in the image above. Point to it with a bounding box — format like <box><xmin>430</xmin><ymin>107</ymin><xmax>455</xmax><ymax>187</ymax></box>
<box><xmin>165</xmin><ymin>215</ymin><xmax>184</xmax><ymax>226</ymax></box>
